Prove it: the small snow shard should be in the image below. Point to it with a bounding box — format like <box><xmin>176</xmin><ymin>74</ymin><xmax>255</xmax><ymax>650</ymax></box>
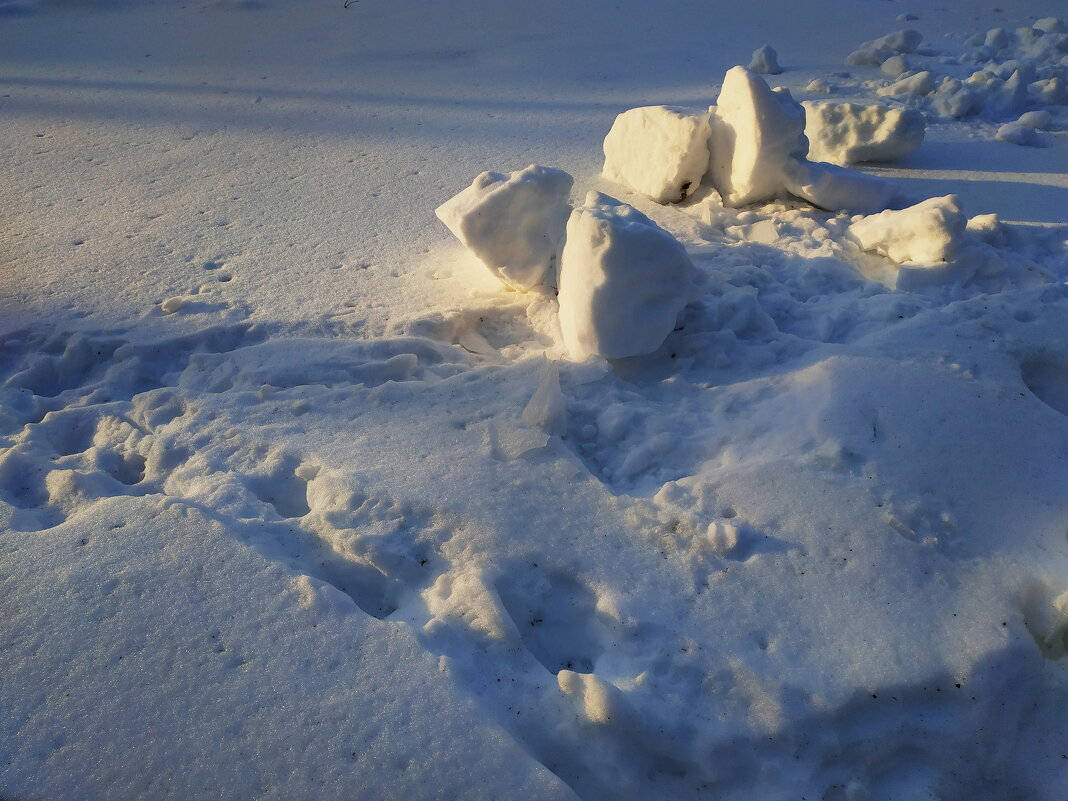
<box><xmin>849</xmin><ymin>195</ymin><xmax>966</xmax><ymax>263</ymax></box>
<box><xmin>783</xmin><ymin>158</ymin><xmax>896</xmax><ymax>214</ymax></box>
<box><xmin>522</xmin><ymin>361</ymin><xmax>567</xmax><ymax>436</ymax></box>
<box><xmin>995</xmin><ymin>122</ymin><xmax>1044</xmax><ymax>147</ymax></box>
<box><xmin>435</xmin><ymin>164</ymin><xmax>573</xmax><ymax>290</ymax></box>
<box><xmin>749</xmin><ymin>45</ymin><xmax>781</xmax><ymax>75</ymax></box>
<box><xmin>803</xmin><ymin>101</ymin><xmax>925</xmax><ymax>165</ymax></box>
<box><xmin>602</xmin><ymin>106</ymin><xmax>712</xmax><ymax>204</ymax></box>
<box><xmin>557</xmin><ymin>192</ymin><xmax>696</xmax><ymax>361</ymax></box>
<box><xmin>709</xmin><ymin>66</ymin><xmax>807</xmax><ymax>207</ymax></box>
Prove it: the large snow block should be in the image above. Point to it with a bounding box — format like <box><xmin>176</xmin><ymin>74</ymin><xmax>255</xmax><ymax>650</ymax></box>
<box><xmin>849</xmin><ymin>195</ymin><xmax>967</xmax><ymax>263</ymax></box>
<box><xmin>804</xmin><ymin>101</ymin><xmax>925</xmax><ymax>165</ymax></box>
<box><xmin>783</xmin><ymin>158</ymin><xmax>897</xmax><ymax>214</ymax></box>
<box><xmin>602</xmin><ymin>106</ymin><xmax>712</xmax><ymax>204</ymax></box>
<box><xmin>435</xmin><ymin>165</ymin><xmax>573</xmax><ymax>290</ymax></box>
<box><xmin>557</xmin><ymin>192</ymin><xmax>696</xmax><ymax>360</ymax></box>
<box><xmin>709</xmin><ymin>66</ymin><xmax>808</xmax><ymax>207</ymax></box>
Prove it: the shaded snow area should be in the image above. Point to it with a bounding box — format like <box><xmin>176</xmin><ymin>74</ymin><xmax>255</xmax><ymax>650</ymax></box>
<box><xmin>3</xmin><ymin>1</ymin><xmax>1068</xmax><ymax>800</ymax></box>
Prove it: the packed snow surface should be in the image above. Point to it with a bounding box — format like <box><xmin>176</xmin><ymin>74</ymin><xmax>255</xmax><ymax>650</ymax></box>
<box><xmin>602</xmin><ymin>106</ymin><xmax>711</xmax><ymax>204</ymax></box>
<box><xmin>3</xmin><ymin>1</ymin><xmax>1068</xmax><ymax>800</ymax></box>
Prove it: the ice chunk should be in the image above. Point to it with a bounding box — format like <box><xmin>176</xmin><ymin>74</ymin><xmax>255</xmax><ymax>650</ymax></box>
<box><xmin>435</xmin><ymin>165</ymin><xmax>573</xmax><ymax>290</ymax></box>
<box><xmin>848</xmin><ymin>195</ymin><xmax>967</xmax><ymax>263</ymax></box>
<box><xmin>803</xmin><ymin>101</ymin><xmax>925</xmax><ymax>165</ymax></box>
<box><xmin>708</xmin><ymin>66</ymin><xmax>807</xmax><ymax>207</ymax></box>
<box><xmin>782</xmin><ymin>158</ymin><xmax>897</xmax><ymax>214</ymax></box>
<box><xmin>557</xmin><ymin>192</ymin><xmax>696</xmax><ymax>360</ymax></box>
<box><xmin>1017</xmin><ymin>110</ymin><xmax>1052</xmax><ymax>129</ymax></box>
<box><xmin>602</xmin><ymin>106</ymin><xmax>712</xmax><ymax>204</ymax></box>
<box><xmin>749</xmin><ymin>45</ymin><xmax>782</xmax><ymax>75</ymax></box>
<box><xmin>995</xmin><ymin>122</ymin><xmax>1044</xmax><ymax>147</ymax></box>
<box><xmin>877</xmin><ymin>70</ymin><xmax>935</xmax><ymax>97</ymax></box>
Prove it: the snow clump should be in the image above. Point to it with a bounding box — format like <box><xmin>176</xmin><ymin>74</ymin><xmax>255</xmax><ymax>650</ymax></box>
<box><xmin>803</xmin><ymin>101</ymin><xmax>925</xmax><ymax>164</ymax></box>
<box><xmin>846</xmin><ymin>29</ymin><xmax>923</xmax><ymax>67</ymax></box>
<box><xmin>708</xmin><ymin>66</ymin><xmax>808</xmax><ymax>207</ymax></box>
<box><xmin>782</xmin><ymin>159</ymin><xmax>897</xmax><ymax>214</ymax></box>
<box><xmin>557</xmin><ymin>192</ymin><xmax>696</xmax><ymax>360</ymax></box>
<box><xmin>849</xmin><ymin>195</ymin><xmax>967</xmax><ymax>263</ymax></box>
<box><xmin>602</xmin><ymin>106</ymin><xmax>712</xmax><ymax>204</ymax></box>
<box><xmin>748</xmin><ymin>45</ymin><xmax>782</xmax><ymax>75</ymax></box>
<box><xmin>435</xmin><ymin>165</ymin><xmax>573</xmax><ymax>290</ymax></box>
<box><xmin>995</xmin><ymin>122</ymin><xmax>1044</xmax><ymax>146</ymax></box>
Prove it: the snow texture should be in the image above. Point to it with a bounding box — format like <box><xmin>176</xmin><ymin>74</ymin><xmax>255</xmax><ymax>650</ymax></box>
<box><xmin>708</xmin><ymin>66</ymin><xmax>807</xmax><ymax>207</ymax></box>
<box><xmin>849</xmin><ymin>195</ymin><xmax>968</xmax><ymax>263</ymax></box>
<box><xmin>804</xmin><ymin>101</ymin><xmax>926</xmax><ymax>164</ymax></box>
<box><xmin>602</xmin><ymin>106</ymin><xmax>712</xmax><ymax>204</ymax></box>
<box><xmin>557</xmin><ymin>192</ymin><xmax>696</xmax><ymax>360</ymax></box>
<box><xmin>436</xmin><ymin>165</ymin><xmax>574</xmax><ymax>290</ymax></box>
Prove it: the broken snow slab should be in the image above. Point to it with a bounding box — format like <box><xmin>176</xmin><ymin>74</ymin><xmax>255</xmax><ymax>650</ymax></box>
<box><xmin>783</xmin><ymin>158</ymin><xmax>897</xmax><ymax>214</ymax></box>
<box><xmin>435</xmin><ymin>165</ymin><xmax>573</xmax><ymax>290</ymax></box>
<box><xmin>849</xmin><ymin>195</ymin><xmax>967</xmax><ymax>263</ymax></box>
<box><xmin>602</xmin><ymin>105</ymin><xmax>712</xmax><ymax>204</ymax></box>
<box><xmin>803</xmin><ymin>101</ymin><xmax>925</xmax><ymax>165</ymax></box>
<box><xmin>557</xmin><ymin>192</ymin><xmax>695</xmax><ymax>361</ymax></box>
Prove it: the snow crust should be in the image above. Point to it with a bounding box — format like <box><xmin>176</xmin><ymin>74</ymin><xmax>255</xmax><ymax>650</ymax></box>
<box><xmin>557</xmin><ymin>192</ymin><xmax>696</xmax><ymax>360</ymax></box>
<box><xmin>435</xmin><ymin>165</ymin><xmax>573</xmax><ymax>290</ymax></box>
<box><xmin>804</xmin><ymin>101</ymin><xmax>926</xmax><ymax>164</ymax></box>
<box><xmin>602</xmin><ymin>106</ymin><xmax>711</xmax><ymax>204</ymax></box>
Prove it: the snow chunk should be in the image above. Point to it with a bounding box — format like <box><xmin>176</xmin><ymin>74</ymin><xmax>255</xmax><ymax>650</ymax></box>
<box><xmin>1030</xmin><ymin>76</ymin><xmax>1068</xmax><ymax>105</ymax></box>
<box><xmin>877</xmin><ymin>70</ymin><xmax>935</xmax><ymax>97</ymax></box>
<box><xmin>1033</xmin><ymin>17</ymin><xmax>1066</xmax><ymax>34</ymax></box>
<box><xmin>849</xmin><ymin>195</ymin><xmax>967</xmax><ymax>263</ymax></box>
<box><xmin>1017</xmin><ymin>110</ymin><xmax>1052</xmax><ymax>129</ymax></box>
<box><xmin>803</xmin><ymin>101</ymin><xmax>925</xmax><ymax>165</ymax></box>
<box><xmin>995</xmin><ymin>122</ymin><xmax>1044</xmax><ymax>146</ymax></box>
<box><xmin>880</xmin><ymin>55</ymin><xmax>912</xmax><ymax>78</ymax></box>
<box><xmin>805</xmin><ymin>78</ymin><xmax>831</xmax><ymax>94</ymax></box>
<box><xmin>435</xmin><ymin>165</ymin><xmax>573</xmax><ymax>290</ymax></box>
<box><xmin>847</xmin><ymin>29</ymin><xmax>923</xmax><ymax>66</ymax></box>
<box><xmin>709</xmin><ymin>66</ymin><xmax>807</xmax><ymax>207</ymax></box>
<box><xmin>749</xmin><ymin>45</ymin><xmax>781</xmax><ymax>75</ymax></box>
<box><xmin>783</xmin><ymin>158</ymin><xmax>897</xmax><ymax>214</ymax></box>
<box><xmin>602</xmin><ymin>106</ymin><xmax>712</xmax><ymax>204</ymax></box>
<box><xmin>557</xmin><ymin>192</ymin><xmax>696</xmax><ymax>360</ymax></box>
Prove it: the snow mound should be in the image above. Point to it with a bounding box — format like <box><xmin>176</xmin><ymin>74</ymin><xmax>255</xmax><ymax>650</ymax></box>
<box><xmin>709</xmin><ymin>66</ymin><xmax>807</xmax><ymax>207</ymax></box>
<box><xmin>849</xmin><ymin>195</ymin><xmax>967</xmax><ymax>263</ymax></box>
<box><xmin>748</xmin><ymin>44</ymin><xmax>781</xmax><ymax>75</ymax></box>
<box><xmin>782</xmin><ymin>158</ymin><xmax>897</xmax><ymax>214</ymax></box>
<box><xmin>803</xmin><ymin>101</ymin><xmax>925</xmax><ymax>165</ymax></box>
<box><xmin>557</xmin><ymin>192</ymin><xmax>695</xmax><ymax>360</ymax></box>
<box><xmin>435</xmin><ymin>165</ymin><xmax>573</xmax><ymax>290</ymax></box>
<box><xmin>602</xmin><ymin>106</ymin><xmax>712</xmax><ymax>204</ymax></box>
<box><xmin>1017</xmin><ymin>110</ymin><xmax>1052</xmax><ymax>130</ymax></box>
<box><xmin>996</xmin><ymin>122</ymin><xmax>1044</xmax><ymax>147</ymax></box>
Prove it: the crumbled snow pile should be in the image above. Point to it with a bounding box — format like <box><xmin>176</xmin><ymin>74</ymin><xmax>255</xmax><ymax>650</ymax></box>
<box><xmin>435</xmin><ymin>165</ymin><xmax>573</xmax><ymax>290</ymax></box>
<box><xmin>748</xmin><ymin>44</ymin><xmax>781</xmax><ymax>75</ymax></box>
<box><xmin>708</xmin><ymin>66</ymin><xmax>809</xmax><ymax>206</ymax></box>
<box><xmin>849</xmin><ymin>195</ymin><xmax>967</xmax><ymax>263</ymax></box>
<box><xmin>804</xmin><ymin>101</ymin><xmax>926</xmax><ymax>164</ymax></box>
<box><xmin>602</xmin><ymin>106</ymin><xmax>712</xmax><ymax>204</ymax></box>
<box><xmin>557</xmin><ymin>192</ymin><xmax>696</xmax><ymax>360</ymax></box>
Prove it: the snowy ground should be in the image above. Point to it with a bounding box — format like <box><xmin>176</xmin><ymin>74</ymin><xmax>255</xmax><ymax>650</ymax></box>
<box><xmin>3</xmin><ymin>1</ymin><xmax>1068</xmax><ymax>799</ymax></box>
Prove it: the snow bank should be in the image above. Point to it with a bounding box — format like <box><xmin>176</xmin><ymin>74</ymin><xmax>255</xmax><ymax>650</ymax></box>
<box><xmin>748</xmin><ymin>45</ymin><xmax>781</xmax><ymax>75</ymax></box>
<box><xmin>602</xmin><ymin>106</ymin><xmax>712</xmax><ymax>204</ymax></box>
<box><xmin>435</xmin><ymin>165</ymin><xmax>573</xmax><ymax>290</ymax></box>
<box><xmin>557</xmin><ymin>192</ymin><xmax>695</xmax><ymax>360</ymax></box>
<box><xmin>709</xmin><ymin>66</ymin><xmax>807</xmax><ymax>207</ymax></box>
<box><xmin>782</xmin><ymin>158</ymin><xmax>897</xmax><ymax>214</ymax></box>
<box><xmin>803</xmin><ymin>101</ymin><xmax>925</xmax><ymax>165</ymax></box>
<box><xmin>849</xmin><ymin>195</ymin><xmax>967</xmax><ymax>263</ymax></box>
